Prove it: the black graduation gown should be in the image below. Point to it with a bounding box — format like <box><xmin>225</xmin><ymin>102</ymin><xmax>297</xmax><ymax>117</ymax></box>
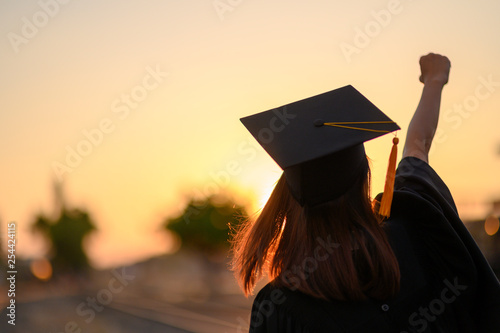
<box><xmin>249</xmin><ymin>157</ymin><xmax>500</xmax><ymax>332</ymax></box>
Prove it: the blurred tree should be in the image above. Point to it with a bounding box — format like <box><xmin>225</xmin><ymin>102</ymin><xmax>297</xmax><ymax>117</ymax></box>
<box><xmin>33</xmin><ymin>209</ymin><xmax>96</xmax><ymax>272</ymax></box>
<box><xmin>164</xmin><ymin>195</ymin><xmax>248</xmax><ymax>252</ymax></box>
<box><xmin>32</xmin><ymin>182</ymin><xmax>96</xmax><ymax>273</ymax></box>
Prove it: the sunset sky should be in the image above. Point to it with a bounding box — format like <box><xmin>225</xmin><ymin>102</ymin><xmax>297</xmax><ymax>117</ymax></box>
<box><xmin>1</xmin><ymin>0</ymin><xmax>499</xmax><ymax>268</ymax></box>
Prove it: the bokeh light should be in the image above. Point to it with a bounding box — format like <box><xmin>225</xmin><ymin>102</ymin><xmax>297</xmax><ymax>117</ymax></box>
<box><xmin>484</xmin><ymin>215</ymin><xmax>500</xmax><ymax>236</ymax></box>
<box><xmin>30</xmin><ymin>258</ymin><xmax>53</xmax><ymax>281</ymax></box>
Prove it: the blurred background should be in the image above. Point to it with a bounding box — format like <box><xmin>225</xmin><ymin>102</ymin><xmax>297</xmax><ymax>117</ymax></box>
<box><xmin>0</xmin><ymin>0</ymin><xmax>499</xmax><ymax>331</ymax></box>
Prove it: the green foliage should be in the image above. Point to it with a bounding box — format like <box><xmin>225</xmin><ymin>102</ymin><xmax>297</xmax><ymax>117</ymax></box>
<box><xmin>33</xmin><ymin>208</ymin><xmax>96</xmax><ymax>272</ymax></box>
<box><xmin>165</xmin><ymin>195</ymin><xmax>248</xmax><ymax>252</ymax></box>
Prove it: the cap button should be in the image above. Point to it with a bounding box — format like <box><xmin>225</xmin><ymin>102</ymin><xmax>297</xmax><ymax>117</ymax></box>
<box><xmin>381</xmin><ymin>304</ymin><xmax>389</xmax><ymax>312</ymax></box>
<box><xmin>314</xmin><ymin>119</ymin><xmax>324</xmax><ymax>127</ymax></box>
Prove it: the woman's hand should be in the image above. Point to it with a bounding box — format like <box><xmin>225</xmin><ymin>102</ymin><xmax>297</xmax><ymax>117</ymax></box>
<box><xmin>419</xmin><ymin>53</ymin><xmax>451</xmax><ymax>85</ymax></box>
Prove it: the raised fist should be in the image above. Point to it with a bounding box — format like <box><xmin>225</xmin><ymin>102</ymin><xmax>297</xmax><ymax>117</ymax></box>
<box><xmin>419</xmin><ymin>53</ymin><xmax>451</xmax><ymax>85</ymax></box>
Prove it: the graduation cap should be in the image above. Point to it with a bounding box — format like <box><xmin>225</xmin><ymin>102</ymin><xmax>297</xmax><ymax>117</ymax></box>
<box><xmin>240</xmin><ymin>85</ymin><xmax>400</xmax><ymax>217</ymax></box>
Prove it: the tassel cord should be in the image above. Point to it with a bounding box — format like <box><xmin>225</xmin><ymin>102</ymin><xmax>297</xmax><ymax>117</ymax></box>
<box><xmin>379</xmin><ymin>137</ymin><xmax>399</xmax><ymax>218</ymax></box>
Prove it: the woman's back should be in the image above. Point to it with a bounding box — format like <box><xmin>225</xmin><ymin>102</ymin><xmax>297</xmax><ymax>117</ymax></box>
<box><xmin>234</xmin><ymin>53</ymin><xmax>500</xmax><ymax>332</ymax></box>
<box><xmin>250</xmin><ymin>157</ymin><xmax>500</xmax><ymax>332</ymax></box>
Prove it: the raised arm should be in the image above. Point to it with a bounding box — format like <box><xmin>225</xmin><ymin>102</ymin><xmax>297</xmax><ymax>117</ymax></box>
<box><xmin>402</xmin><ymin>53</ymin><xmax>451</xmax><ymax>163</ymax></box>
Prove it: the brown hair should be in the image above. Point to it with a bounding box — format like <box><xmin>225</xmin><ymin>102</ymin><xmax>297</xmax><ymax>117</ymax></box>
<box><xmin>231</xmin><ymin>159</ymin><xmax>400</xmax><ymax>301</ymax></box>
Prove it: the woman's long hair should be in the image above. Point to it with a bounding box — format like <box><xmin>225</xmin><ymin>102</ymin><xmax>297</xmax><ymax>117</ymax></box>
<box><xmin>231</xmin><ymin>159</ymin><xmax>400</xmax><ymax>301</ymax></box>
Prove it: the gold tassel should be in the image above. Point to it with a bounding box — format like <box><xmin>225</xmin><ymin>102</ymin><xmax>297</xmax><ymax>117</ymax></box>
<box><xmin>379</xmin><ymin>136</ymin><xmax>399</xmax><ymax>218</ymax></box>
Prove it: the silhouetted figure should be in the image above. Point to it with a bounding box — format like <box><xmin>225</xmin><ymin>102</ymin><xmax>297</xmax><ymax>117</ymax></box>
<box><xmin>233</xmin><ymin>53</ymin><xmax>500</xmax><ymax>332</ymax></box>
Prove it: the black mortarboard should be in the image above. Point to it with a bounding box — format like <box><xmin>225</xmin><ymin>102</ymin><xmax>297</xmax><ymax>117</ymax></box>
<box><xmin>240</xmin><ymin>85</ymin><xmax>400</xmax><ymax>207</ymax></box>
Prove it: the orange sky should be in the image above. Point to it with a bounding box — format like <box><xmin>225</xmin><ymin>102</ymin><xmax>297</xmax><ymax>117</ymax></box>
<box><xmin>1</xmin><ymin>0</ymin><xmax>500</xmax><ymax>268</ymax></box>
